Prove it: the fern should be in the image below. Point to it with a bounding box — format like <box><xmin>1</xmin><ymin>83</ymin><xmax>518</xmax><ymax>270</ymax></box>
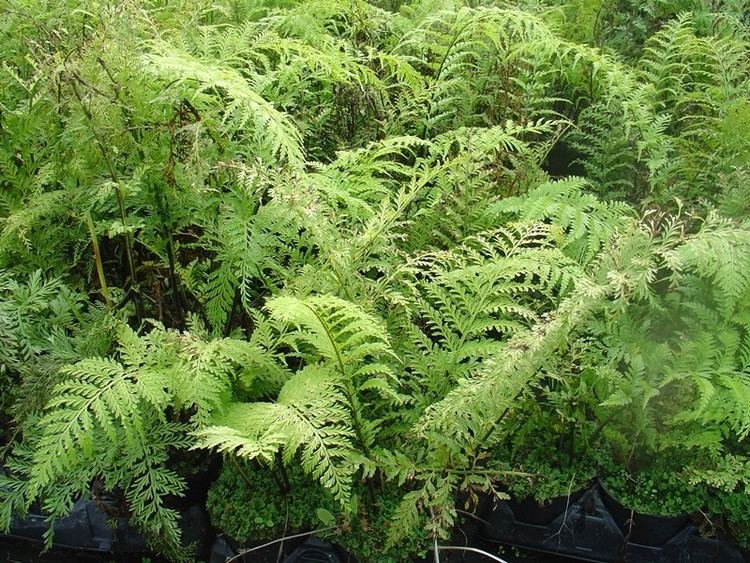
<box><xmin>3</xmin><ymin>0</ymin><xmax>750</xmax><ymax>559</ymax></box>
<box><xmin>143</xmin><ymin>43</ymin><xmax>304</xmax><ymax>165</ymax></box>
<box><xmin>13</xmin><ymin>354</ymin><xmax>187</xmax><ymax>554</ymax></box>
<box><xmin>197</xmin><ymin>295</ymin><xmax>399</xmax><ymax>505</ymax></box>
<box><xmin>1</xmin><ymin>320</ymin><xmax>279</xmax><ymax>556</ymax></box>
<box><xmin>198</xmin><ymin>366</ymin><xmax>356</xmax><ymax>504</ymax></box>
<box><xmin>662</xmin><ymin>212</ymin><xmax>750</xmax><ymax>315</ymax></box>
<box><xmin>486</xmin><ymin>177</ymin><xmax>635</xmax><ymax>264</ymax></box>
<box><xmin>393</xmin><ymin>223</ymin><xmax>582</xmax><ymax>415</ymax></box>
<box><xmin>199</xmin><ymin>167</ymin><xmax>314</xmax><ymax>332</ymax></box>
<box><xmin>267</xmin><ymin>294</ymin><xmax>395</xmax><ymax>373</ymax></box>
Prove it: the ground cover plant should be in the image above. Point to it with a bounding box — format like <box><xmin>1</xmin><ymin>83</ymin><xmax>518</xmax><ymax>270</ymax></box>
<box><xmin>0</xmin><ymin>0</ymin><xmax>749</xmax><ymax>560</ymax></box>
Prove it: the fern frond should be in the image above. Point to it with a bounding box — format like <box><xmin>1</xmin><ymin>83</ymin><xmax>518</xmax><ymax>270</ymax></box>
<box><xmin>267</xmin><ymin>294</ymin><xmax>396</xmax><ymax>377</ymax></box>
<box><xmin>486</xmin><ymin>177</ymin><xmax>635</xmax><ymax>264</ymax></box>
<box><xmin>142</xmin><ymin>44</ymin><xmax>303</xmax><ymax>165</ymax></box>
<box><xmin>197</xmin><ymin>366</ymin><xmax>356</xmax><ymax>505</ymax></box>
<box><xmin>663</xmin><ymin>212</ymin><xmax>750</xmax><ymax>315</ymax></box>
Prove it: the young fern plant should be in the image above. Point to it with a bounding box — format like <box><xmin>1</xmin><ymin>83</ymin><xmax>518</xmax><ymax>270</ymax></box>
<box><xmin>537</xmin><ymin>212</ymin><xmax>750</xmax><ymax>502</ymax></box>
<box><xmin>0</xmin><ymin>321</ymin><xmax>279</xmax><ymax>558</ymax></box>
<box><xmin>0</xmin><ymin>271</ymin><xmax>118</xmax><ymax>426</ymax></box>
<box><xmin>383</xmin><ymin>264</ymin><xmax>619</xmax><ymax>546</ymax></box>
<box><xmin>196</xmin><ymin>294</ymin><xmax>401</xmax><ymax>508</ymax></box>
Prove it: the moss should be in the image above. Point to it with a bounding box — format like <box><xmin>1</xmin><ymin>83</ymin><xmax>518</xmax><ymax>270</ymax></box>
<box><xmin>331</xmin><ymin>486</ymin><xmax>429</xmax><ymax>563</ymax></box>
<box><xmin>208</xmin><ymin>461</ymin><xmax>430</xmax><ymax>562</ymax></box>
<box><xmin>206</xmin><ymin>461</ymin><xmax>338</xmax><ymax>542</ymax></box>
<box><xmin>599</xmin><ymin>465</ymin><xmax>707</xmax><ymax>517</ymax></box>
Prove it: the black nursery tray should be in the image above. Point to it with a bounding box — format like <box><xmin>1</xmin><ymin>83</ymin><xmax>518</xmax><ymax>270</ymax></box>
<box><xmin>5</xmin><ymin>498</ymin><xmax>148</xmax><ymax>553</ymax></box>
<box><xmin>2</xmin><ymin>499</ymin><xmax>210</xmax><ymax>560</ymax></box>
<box><xmin>478</xmin><ymin>481</ymin><xmax>746</xmax><ymax>563</ymax></box>
<box><xmin>3</xmin><ymin>486</ymin><xmax>746</xmax><ymax>563</ymax></box>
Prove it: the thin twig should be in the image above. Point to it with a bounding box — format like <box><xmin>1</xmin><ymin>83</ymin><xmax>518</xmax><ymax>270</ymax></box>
<box><xmin>454</xmin><ymin>508</ymin><xmax>494</xmax><ymax>529</ymax></box>
<box><xmin>423</xmin><ymin>468</ymin><xmax>535</xmax><ymax>478</ymax></box>
<box><xmin>698</xmin><ymin>508</ymin><xmax>714</xmax><ymax>530</ymax></box>
<box><xmin>276</xmin><ymin>501</ymin><xmax>289</xmax><ymax>563</ymax></box>
<box><xmin>548</xmin><ymin>472</ymin><xmax>578</xmax><ymax>547</ymax></box>
<box><xmin>431</xmin><ymin>545</ymin><xmax>510</xmax><ymax>563</ymax></box>
<box><xmin>225</xmin><ymin>527</ymin><xmax>338</xmax><ymax>563</ymax></box>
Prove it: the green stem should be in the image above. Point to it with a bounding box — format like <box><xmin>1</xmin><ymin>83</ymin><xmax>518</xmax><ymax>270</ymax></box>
<box><xmin>84</xmin><ymin>210</ymin><xmax>113</xmax><ymax>308</ymax></box>
<box><xmin>70</xmin><ymin>76</ymin><xmax>142</xmax><ymax>321</ymax></box>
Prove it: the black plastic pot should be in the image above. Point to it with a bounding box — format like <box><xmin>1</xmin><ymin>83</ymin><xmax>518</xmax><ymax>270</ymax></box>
<box><xmin>598</xmin><ymin>482</ymin><xmax>690</xmax><ymax>547</ymax></box>
<box><xmin>507</xmin><ymin>489</ymin><xmax>586</xmax><ymax>526</ymax></box>
<box><xmin>478</xmin><ymin>483</ymin><xmax>746</xmax><ymax>563</ymax></box>
<box><xmin>286</xmin><ymin>537</ymin><xmax>346</xmax><ymax>562</ymax></box>
<box><xmin>210</xmin><ymin>535</ymin><xmax>238</xmax><ymax>563</ymax></box>
<box><xmin>210</xmin><ymin>536</ymin><xmax>346</xmax><ymax>563</ymax></box>
<box><xmin>5</xmin><ymin>498</ymin><xmax>147</xmax><ymax>553</ymax></box>
<box><xmin>2</xmin><ymin>499</ymin><xmax>210</xmax><ymax>559</ymax></box>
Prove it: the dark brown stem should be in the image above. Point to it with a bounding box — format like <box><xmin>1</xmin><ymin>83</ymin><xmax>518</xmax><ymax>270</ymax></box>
<box><xmin>224</xmin><ymin>287</ymin><xmax>241</xmax><ymax>337</ymax></box>
<box><xmin>229</xmin><ymin>456</ymin><xmax>255</xmax><ymax>490</ymax></box>
<box><xmin>99</xmin><ymin>58</ymin><xmax>188</xmax><ymax>328</ymax></box>
<box><xmin>276</xmin><ymin>451</ymin><xmax>291</xmax><ymax>495</ymax></box>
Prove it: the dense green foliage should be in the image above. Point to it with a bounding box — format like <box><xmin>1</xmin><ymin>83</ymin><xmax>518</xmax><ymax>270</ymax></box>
<box><xmin>207</xmin><ymin>462</ymin><xmax>427</xmax><ymax>561</ymax></box>
<box><xmin>207</xmin><ymin>462</ymin><xmax>338</xmax><ymax>542</ymax></box>
<box><xmin>0</xmin><ymin>0</ymin><xmax>749</xmax><ymax>560</ymax></box>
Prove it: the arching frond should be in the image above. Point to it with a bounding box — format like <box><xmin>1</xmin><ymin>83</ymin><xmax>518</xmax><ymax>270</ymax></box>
<box><xmin>197</xmin><ymin>366</ymin><xmax>356</xmax><ymax>505</ymax></box>
<box><xmin>143</xmin><ymin>43</ymin><xmax>304</xmax><ymax>165</ymax></box>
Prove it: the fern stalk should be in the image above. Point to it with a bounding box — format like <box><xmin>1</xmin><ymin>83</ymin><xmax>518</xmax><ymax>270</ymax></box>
<box><xmin>84</xmin><ymin>210</ymin><xmax>113</xmax><ymax>308</ymax></box>
<box><xmin>306</xmin><ymin>302</ymin><xmax>374</xmax><ymax>458</ymax></box>
<box><xmin>69</xmin><ymin>76</ymin><xmax>142</xmax><ymax>320</ymax></box>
